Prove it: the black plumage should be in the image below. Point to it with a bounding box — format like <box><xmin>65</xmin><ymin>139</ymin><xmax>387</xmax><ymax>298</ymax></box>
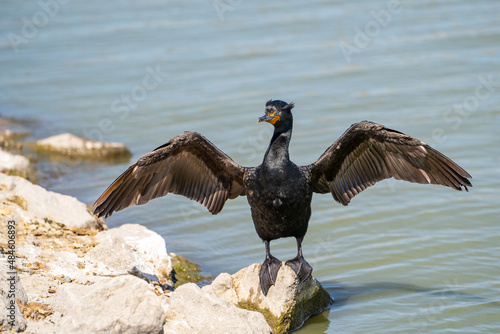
<box><xmin>93</xmin><ymin>100</ymin><xmax>472</xmax><ymax>295</ymax></box>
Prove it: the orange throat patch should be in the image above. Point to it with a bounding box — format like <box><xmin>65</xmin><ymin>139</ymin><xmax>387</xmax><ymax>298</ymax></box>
<box><xmin>269</xmin><ymin>115</ymin><xmax>280</xmax><ymax>124</ymax></box>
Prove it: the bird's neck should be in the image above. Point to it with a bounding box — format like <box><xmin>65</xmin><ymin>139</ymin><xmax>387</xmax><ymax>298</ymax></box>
<box><xmin>263</xmin><ymin>127</ymin><xmax>292</xmax><ymax>168</ymax></box>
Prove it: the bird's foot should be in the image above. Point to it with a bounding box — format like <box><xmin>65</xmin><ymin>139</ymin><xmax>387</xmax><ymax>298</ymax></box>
<box><xmin>285</xmin><ymin>256</ymin><xmax>313</xmax><ymax>283</ymax></box>
<box><xmin>259</xmin><ymin>256</ymin><xmax>282</xmax><ymax>296</ymax></box>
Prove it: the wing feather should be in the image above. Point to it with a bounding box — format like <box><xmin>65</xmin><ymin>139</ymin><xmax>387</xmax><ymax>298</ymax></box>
<box><xmin>309</xmin><ymin>121</ymin><xmax>472</xmax><ymax>206</ymax></box>
<box><xmin>93</xmin><ymin>132</ymin><xmax>247</xmax><ymax>218</ymax></box>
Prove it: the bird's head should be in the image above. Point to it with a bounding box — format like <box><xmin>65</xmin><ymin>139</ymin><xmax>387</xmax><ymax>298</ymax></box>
<box><xmin>258</xmin><ymin>100</ymin><xmax>294</xmax><ymax>130</ymax></box>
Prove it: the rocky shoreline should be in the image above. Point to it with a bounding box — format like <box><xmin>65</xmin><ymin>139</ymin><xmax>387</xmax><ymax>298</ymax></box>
<box><xmin>0</xmin><ymin>118</ymin><xmax>332</xmax><ymax>333</ymax></box>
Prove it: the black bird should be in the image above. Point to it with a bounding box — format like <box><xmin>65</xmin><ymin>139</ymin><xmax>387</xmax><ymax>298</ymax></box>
<box><xmin>93</xmin><ymin>100</ymin><xmax>472</xmax><ymax>295</ymax></box>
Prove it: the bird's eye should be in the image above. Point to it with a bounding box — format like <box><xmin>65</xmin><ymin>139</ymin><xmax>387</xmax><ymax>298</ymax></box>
<box><xmin>273</xmin><ymin>111</ymin><xmax>279</xmax><ymax>116</ymax></box>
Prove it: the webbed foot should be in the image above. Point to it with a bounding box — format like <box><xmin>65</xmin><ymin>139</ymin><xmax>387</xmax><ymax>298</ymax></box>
<box><xmin>285</xmin><ymin>256</ymin><xmax>313</xmax><ymax>283</ymax></box>
<box><xmin>259</xmin><ymin>255</ymin><xmax>282</xmax><ymax>296</ymax></box>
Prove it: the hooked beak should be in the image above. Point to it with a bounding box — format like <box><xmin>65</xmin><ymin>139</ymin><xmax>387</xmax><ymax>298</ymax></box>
<box><xmin>258</xmin><ymin>114</ymin><xmax>280</xmax><ymax>124</ymax></box>
<box><xmin>258</xmin><ymin>114</ymin><xmax>273</xmax><ymax>123</ymax></box>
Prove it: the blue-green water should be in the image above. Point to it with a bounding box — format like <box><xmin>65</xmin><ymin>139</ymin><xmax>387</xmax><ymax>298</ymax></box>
<box><xmin>1</xmin><ymin>1</ymin><xmax>499</xmax><ymax>332</ymax></box>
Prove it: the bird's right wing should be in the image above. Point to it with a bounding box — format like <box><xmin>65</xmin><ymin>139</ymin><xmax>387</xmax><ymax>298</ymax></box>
<box><xmin>93</xmin><ymin>132</ymin><xmax>247</xmax><ymax>218</ymax></box>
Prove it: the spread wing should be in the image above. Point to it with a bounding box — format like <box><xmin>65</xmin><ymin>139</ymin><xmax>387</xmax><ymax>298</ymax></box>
<box><xmin>93</xmin><ymin>132</ymin><xmax>247</xmax><ymax>218</ymax></box>
<box><xmin>308</xmin><ymin>121</ymin><xmax>472</xmax><ymax>205</ymax></box>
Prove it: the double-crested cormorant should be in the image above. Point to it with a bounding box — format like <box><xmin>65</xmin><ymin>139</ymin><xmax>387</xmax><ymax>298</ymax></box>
<box><xmin>93</xmin><ymin>100</ymin><xmax>472</xmax><ymax>295</ymax></box>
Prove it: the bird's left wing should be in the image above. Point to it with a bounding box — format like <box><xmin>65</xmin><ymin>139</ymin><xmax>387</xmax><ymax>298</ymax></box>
<box><xmin>93</xmin><ymin>132</ymin><xmax>247</xmax><ymax>218</ymax></box>
<box><xmin>308</xmin><ymin>121</ymin><xmax>472</xmax><ymax>206</ymax></box>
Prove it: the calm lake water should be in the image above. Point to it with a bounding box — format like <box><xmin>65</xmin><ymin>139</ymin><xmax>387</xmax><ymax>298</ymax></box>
<box><xmin>1</xmin><ymin>1</ymin><xmax>499</xmax><ymax>332</ymax></box>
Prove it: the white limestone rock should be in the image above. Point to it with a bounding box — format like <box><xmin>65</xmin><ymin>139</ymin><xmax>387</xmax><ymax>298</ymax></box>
<box><xmin>164</xmin><ymin>282</ymin><xmax>272</xmax><ymax>334</ymax></box>
<box><xmin>0</xmin><ymin>173</ymin><xmax>100</xmax><ymax>230</ymax></box>
<box><xmin>36</xmin><ymin>133</ymin><xmax>131</xmax><ymax>159</ymax></box>
<box><xmin>84</xmin><ymin>224</ymin><xmax>173</xmax><ymax>286</ymax></box>
<box><xmin>0</xmin><ymin>149</ymin><xmax>29</xmax><ymax>173</ymax></box>
<box><xmin>55</xmin><ymin>275</ymin><xmax>165</xmax><ymax>334</ymax></box>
